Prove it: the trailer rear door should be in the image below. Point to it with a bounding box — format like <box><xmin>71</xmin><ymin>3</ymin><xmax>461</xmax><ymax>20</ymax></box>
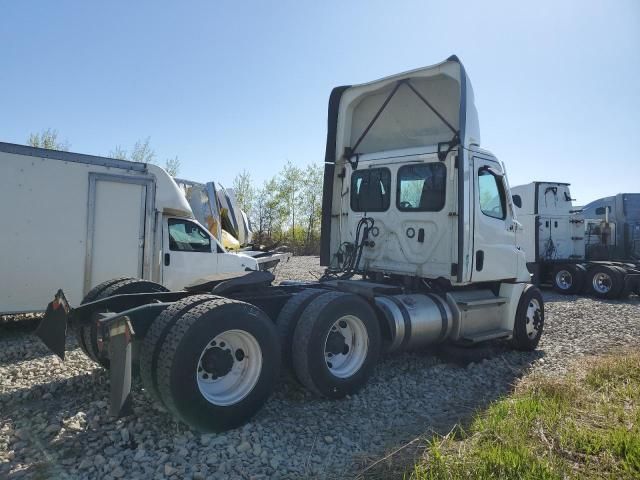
<box><xmin>84</xmin><ymin>174</ymin><xmax>152</xmax><ymax>294</ymax></box>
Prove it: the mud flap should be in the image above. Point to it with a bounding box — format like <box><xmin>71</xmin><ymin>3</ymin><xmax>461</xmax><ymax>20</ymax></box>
<box><xmin>34</xmin><ymin>290</ymin><xmax>70</xmax><ymax>360</ymax></box>
<box><xmin>108</xmin><ymin>317</ymin><xmax>134</xmax><ymax>418</ymax></box>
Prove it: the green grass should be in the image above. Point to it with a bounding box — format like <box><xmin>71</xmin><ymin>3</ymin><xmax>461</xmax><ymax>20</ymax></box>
<box><xmin>411</xmin><ymin>352</ymin><xmax>640</xmax><ymax>480</ymax></box>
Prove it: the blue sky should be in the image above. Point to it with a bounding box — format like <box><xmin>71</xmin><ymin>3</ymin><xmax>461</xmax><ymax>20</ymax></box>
<box><xmin>1</xmin><ymin>0</ymin><xmax>638</xmax><ymax>204</ymax></box>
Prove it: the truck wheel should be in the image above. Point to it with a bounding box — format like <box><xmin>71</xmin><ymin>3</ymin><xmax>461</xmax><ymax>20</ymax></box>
<box><xmin>156</xmin><ymin>298</ymin><xmax>280</xmax><ymax>432</ymax></box>
<box><xmin>511</xmin><ymin>285</ymin><xmax>544</xmax><ymax>351</ymax></box>
<box><xmin>275</xmin><ymin>288</ymin><xmax>327</xmax><ymax>375</ymax></box>
<box><xmin>74</xmin><ymin>277</ymin><xmax>132</xmax><ymax>360</ymax></box>
<box><xmin>585</xmin><ymin>265</ymin><xmax>624</xmax><ymax>299</ymax></box>
<box><xmin>291</xmin><ymin>292</ymin><xmax>381</xmax><ymax>399</ymax></box>
<box><xmin>76</xmin><ymin>278</ymin><xmax>168</xmax><ymax>368</ymax></box>
<box><xmin>139</xmin><ymin>294</ymin><xmax>218</xmax><ymax>406</ymax></box>
<box><xmin>551</xmin><ymin>264</ymin><xmax>584</xmax><ymax>294</ymax></box>
<box><xmin>611</xmin><ymin>266</ymin><xmax>631</xmax><ymax>299</ymax></box>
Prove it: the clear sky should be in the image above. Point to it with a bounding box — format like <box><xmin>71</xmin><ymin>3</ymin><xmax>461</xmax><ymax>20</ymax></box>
<box><xmin>1</xmin><ymin>0</ymin><xmax>638</xmax><ymax>205</ymax></box>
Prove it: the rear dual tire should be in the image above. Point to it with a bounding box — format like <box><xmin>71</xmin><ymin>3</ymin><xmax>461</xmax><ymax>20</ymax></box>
<box><xmin>551</xmin><ymin>264</ymin><xmax>585</xmax><ymax>294</ymax></box>
<box><xmin>143</xmin><ymin>297</ymin><xmax>280</xmax><ymax>432</ymax></box>
<box><xmin>584</xmin><ymin>265</ymin><xmax>624</xmax><ymax>299</ymax></box>
<box><xmin>75</xmin><ymin>277</ymin><xmax>169</xmax><ymax>368</ymax></box>
<box><xmin>291</xmin><ymin>292</ymin><xmax>381</xmax><ymax>399</ymax></box>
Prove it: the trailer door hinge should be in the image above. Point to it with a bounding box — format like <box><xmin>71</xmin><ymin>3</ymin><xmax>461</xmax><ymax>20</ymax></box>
<box><xmin>571</xmin><ymin>236</ymin><xmax>584</xmax><ymax>240</ymax></box>
<box><xmin>450</xmin><ymin>263</ymin><xmax>458</xmax><ymax>276</ymax></box>
<box><xmin>454</xmin><ymin>156</ymin><xmax>459</xmax><ymax>169</ymax></box>
<box><xmin>448</xmin><ymin>212</ymin><xmax>458</xmax><ymax>217</ymax></box>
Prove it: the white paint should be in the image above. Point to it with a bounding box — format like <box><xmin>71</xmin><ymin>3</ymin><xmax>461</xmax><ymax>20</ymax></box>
<box><xmin>0</xmin><ymin>145</ymin><xmax>266</xmax><ymax>313</ymax></box>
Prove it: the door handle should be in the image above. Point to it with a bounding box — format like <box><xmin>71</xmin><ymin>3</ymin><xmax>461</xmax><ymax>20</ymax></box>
<box><xmin>164</xmin><ymin>253</ymin><xmax>170</xmax><ymax>266</ymax></box>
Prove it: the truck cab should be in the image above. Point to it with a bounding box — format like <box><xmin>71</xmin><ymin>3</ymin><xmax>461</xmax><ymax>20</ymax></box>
<box><xmin>321</xmin><ymin>56</ymin><xmax>529</xmax><ymax>286</ymax></box>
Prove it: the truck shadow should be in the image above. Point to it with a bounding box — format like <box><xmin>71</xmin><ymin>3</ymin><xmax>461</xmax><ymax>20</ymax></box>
<box><xmin>0</xmin><ymin>325</ymin><xmax>69</xmax><ymax>368</ymax></box>
<box><xmin>0</xmin><ymin>342</ymin><xmax>543</xmax><ymax>479</ymax></box>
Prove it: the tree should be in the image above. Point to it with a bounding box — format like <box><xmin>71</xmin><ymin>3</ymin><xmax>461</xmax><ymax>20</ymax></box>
<box><xmin>278</xmin><ymin>161</ymin><xmax>303</xmax><ymax>245</ymax></box>
<box><xmin>130</xmin><ymin>137</ymin><xmax>156</xmax><ymax>164</ymax></box>
<box><xmin>301</xmin><ymin>163</ymin><xmax>324</xmax><ymax>248</ymax></box>
<box><xmin>232</xmin><ymin>170</ymin><xmax>255</xmax><ymax>214</ymax></box>
<box><xmin>27</xmin><ymin>128</ymin><xmax>70</xmax><ymax>151</ymax></box>
<box><xmin>164</xmin><ymin>156</ymin><xmax>181</xmax><ymax>177</ymax></box>
<box><xmin>109</xmin><ymin>145</ymin><xmax>128</xmax><ymax>160</ymax></box>
<box><xmin>109</xmin><ymin>137</ymin><xmax>181</xmax><ymax>177</ymax></box>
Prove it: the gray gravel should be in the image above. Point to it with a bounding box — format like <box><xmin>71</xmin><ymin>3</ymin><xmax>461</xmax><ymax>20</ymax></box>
<box><xmin>1</xmin><ymin>256</ymin><xmax>639</xmax><ymax>479</ymax></box>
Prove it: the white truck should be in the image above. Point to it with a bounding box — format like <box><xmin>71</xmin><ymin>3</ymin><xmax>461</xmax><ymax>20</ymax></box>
<box><xmin>36</xmin><ymin>56</ymin><xmax>545</xmax><ymax>432</ymax></box>
<box><xmin>0</xmin><ymin>141</ymin><xmax>284</xmax><ymax>317</ymax></box>
<box><xmin>511</xmin><ymin>181</ymin><xmax>640</xmax><ymax>298</ymax></box>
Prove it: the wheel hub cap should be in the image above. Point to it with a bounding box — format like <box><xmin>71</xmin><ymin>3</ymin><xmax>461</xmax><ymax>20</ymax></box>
<box><xmin>525</xmin><ymin>299</ymin><xmax>542</xmax><ymax>339</ymax></box>
<box><xmin>592</xmin><ymin>272</ymin><xmax>612</xmax><ymax>293</ymax></box>
<box><xmin>555</xmin><ymin>270</ymin><xmax>573</xmax><ymax>290</ymax></box>
<box><xmin>200</xmin><ymin>345</ymin><xmax>234</xmax><ymax>380</ymax></box>
<box><xmin>196</xmin><ymin>329</ymin><xmax>262</xmax><ymax>406</ymax></box>
<box><xmin>323</xmin><ymin>315</ymin><xmax>369</xmax><ymax>379</ymax></box>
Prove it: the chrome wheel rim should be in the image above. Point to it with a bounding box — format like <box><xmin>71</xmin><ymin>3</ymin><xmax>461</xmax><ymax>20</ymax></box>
<box><xmin>324</xmin><ymin>315</ymin><xmax>369</xmax><ymax>378</ymax></box>
<box><xmin>555</xmin><ymin>270</ymin><xmax>573</xmax><ymax>290</ymax></box>
<box><xmin>525</xmin><ymin>298</ymin><xmax>542</xmax><ymax>339</ymax></box>
<box><xmin>592</xmin><ymin>272</ymin><xmax>612</xmax><ymax>294</ymax></box>
<box><xmin>196</xmin><ymin>329</ymin><xmax>262</xmax><ymax>406</ymax></box>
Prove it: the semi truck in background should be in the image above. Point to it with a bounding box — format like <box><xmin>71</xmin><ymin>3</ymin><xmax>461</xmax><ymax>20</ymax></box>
<box><xmin>582</xmin><ymin>193</ymin><xmax>640</xmax><ymax>262</ymax></box>
<box><xmin>0</xmin><ymin>141</ymin><xmax>286</xmax><ymax>316</ymax></box>
<box><xmin>511</xmin><ymin>182</ymin><xmax>640</xmax><ymax>299</ymax></box>
<box><xmin>36</xmin><ymin>56</ymin><xmax>547</xmax><ymax>432</ymax></box>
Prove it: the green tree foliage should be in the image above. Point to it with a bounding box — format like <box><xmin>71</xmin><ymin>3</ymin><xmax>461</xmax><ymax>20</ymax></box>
<box><xmin>232</xmin><ymin>170</ymin><xmax>255</xmax><ymax>214</ymax></box>
<box><xmin>109</xmin><ymin>137</ymin><xmax>181</xmax><ymax>177</ymax></box>
<box><xmin>236</xmin><ymin>161</ymin><xmax>324</xmax><ymax>254</ymax></box>
<box><xmin>27</xmin><ymin>129</ymin><xmax>70</xmax><ymax>151</ymax></box>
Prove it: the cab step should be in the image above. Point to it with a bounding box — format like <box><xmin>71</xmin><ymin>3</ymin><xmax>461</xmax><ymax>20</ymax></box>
<box><xmin>459</xmin><ymin>328</ymin><xmax>512</xmax><ymax>344</ymax></box>
<box><xmin>450</xmin><ymin>290</ymin><xmax>508</xmax><ymax>309</ymax></box>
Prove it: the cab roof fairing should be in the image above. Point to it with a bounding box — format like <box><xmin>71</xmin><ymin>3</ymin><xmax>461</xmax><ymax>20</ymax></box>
<box><xmin>329</xmin><ymin>56</ymin><xmax>480</xmax><ymax>167</ymax></box>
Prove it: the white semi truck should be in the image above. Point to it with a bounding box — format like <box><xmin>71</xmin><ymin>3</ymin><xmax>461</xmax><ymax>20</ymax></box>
<box><xmin>36</xmin><ymin>56</ymin><xmax>545</xmax><ymax>432</ymax></box>
<box><xmin>511</xmin><ymin>181</ymin><xmax>639</xmax><ymax>298</ymax></box>
<box><xmin>0</xmin><ymin>142</ymin><xmax>285</xmax><ymax>316</ymax></box>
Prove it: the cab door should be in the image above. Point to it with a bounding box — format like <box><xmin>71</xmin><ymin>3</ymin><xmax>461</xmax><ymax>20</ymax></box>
<box><xmin>162</xmin><ymin>217</ymin><xmax>220</xmax><ymax>290</ymax></box>
<box><xmin>472</xmin><ymin>157</ymin><xmax>518</xmax><ymax>281</ymax></box>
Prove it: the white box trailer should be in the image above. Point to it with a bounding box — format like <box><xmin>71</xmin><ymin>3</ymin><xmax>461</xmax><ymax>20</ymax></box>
<box><xmin>0</xmin><ymin>142</ymin><xmax>283</xmax><ymax>314</ymax></box>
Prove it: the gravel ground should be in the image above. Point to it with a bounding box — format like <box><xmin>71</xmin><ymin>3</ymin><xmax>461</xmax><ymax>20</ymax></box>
<box><xmin>1</xmin><ymin>256</ymin><xmax>639</xmax><ymax>479</ymax></box>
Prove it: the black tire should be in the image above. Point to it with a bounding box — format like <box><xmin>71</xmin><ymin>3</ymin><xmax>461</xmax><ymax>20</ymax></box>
<box><xmin>611</xmin><ymin>266</ymin><xmax>631</xmax><ymax>299</ymax></box>
<box><xmin>139</xmin><ymin>294</ymin><xmax>218</xmax><ymax>407</ymax></box>
<box><xmin>156</xmin><ymin>298</ymin><xmax>281</xmax><ymax>432</ymax></box>
<box><xmin>584</xmin><ymin>265</ymin><xmax>624</xmax><ymax>299</ymax></box>
<box><xmin>550</xmin><ymin>264</ymin><xmax>584</xmax><ymax>294</ymax></box>
<box><xmin>73</xmin><ymin>277</ymin><xmax>132</xmax><ymax>359</ymax></box>
<box><xmin>76</xmin><ymin>278</ymin><xmax>168</xmax><ymax>368</ymax></box>
<box><xmin>511</xmin><ymin>285</ymin><xmax>544</xmax><ymax>351</ymax></box>
<box><xmin>275</xmin><ymin>288</ymin><xmax>327</xmax><ymax>375</ymax></box>
<box><xmin>291</xmin><ymin>291</ymin><xmax>381</xmax><ymax>399</ymax></box>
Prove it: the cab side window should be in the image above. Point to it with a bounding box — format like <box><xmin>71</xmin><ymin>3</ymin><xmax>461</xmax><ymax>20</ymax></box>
<box><xmin>478</xmin><ymin>169</ymin><xmax>506</xmax><ymax>220</ymax></box>
<box><xmin>168</xmin><ymin>219</ymin><xmax>211</xmax><ymax>252</ymax></box>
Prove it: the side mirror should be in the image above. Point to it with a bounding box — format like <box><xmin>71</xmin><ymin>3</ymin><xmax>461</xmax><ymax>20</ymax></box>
<box><xmin>512</xmin><ymin>194</ymin><xmax>522</xmax><ymax>208</ymax></box>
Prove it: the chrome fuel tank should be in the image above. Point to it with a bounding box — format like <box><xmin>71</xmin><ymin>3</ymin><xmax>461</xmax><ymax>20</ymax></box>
<box><xmin>374</xmin><ymin>293</ymin><xmax>452</xmax><ymax>352</ymax></box>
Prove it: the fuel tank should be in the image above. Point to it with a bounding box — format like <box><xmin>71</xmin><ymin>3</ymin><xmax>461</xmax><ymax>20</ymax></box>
<box><xmin>374</xmin><ymin>293</ymin><xmax>452</xmax><ymax>351</ymax></box>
